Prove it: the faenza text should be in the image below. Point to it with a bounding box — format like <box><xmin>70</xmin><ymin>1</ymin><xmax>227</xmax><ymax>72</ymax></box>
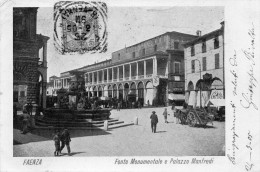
<box><xmin>23</xmin><ymin>159</ymin><xmax>42</xmax><ymax>165</ymax></box>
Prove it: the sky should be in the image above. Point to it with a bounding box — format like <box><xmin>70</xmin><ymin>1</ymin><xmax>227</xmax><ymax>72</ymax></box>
<box><xmin>37</xmin><ymin>6</ymin><xmax>224</xmax><ymax>80</ymax></box>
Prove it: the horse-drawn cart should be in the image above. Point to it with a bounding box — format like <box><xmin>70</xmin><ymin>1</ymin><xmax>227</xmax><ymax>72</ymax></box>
<box><xmin>176</xmin><ymin>107</ymin><xmax>214</xmax><ymax>128</ymax></box>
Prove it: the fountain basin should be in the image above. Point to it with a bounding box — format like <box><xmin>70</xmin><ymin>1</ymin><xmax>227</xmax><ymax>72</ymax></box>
<box><xmin>44</xmin><ymin>108</ymin><xmax>112</xmax><ymax>120</ymax></box>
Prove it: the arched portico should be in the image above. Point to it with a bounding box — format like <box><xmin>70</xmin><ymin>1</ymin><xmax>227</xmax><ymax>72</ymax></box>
<box><xmin>137</xmin><ymin>81</ymin><xmax>144</xmax><ymax>103</ymax></box>
<box><xmin>145</xmin><ymin>81</ymin><xmax>153</xmax><ymax>106</ymax></box>
<box><xmin>98</xmin><ymin>85</ymin><xmax>102</xmax><ymax>97</ymax></box>
<box><xmin>118</xmin><ymin>83</ymin><xmax>123</xmax><ymax>100</ymax></box>
<box><xmin>113</xmin><ymin>84</ymin><xmax>117</xmax><ymax>98</ymax></box>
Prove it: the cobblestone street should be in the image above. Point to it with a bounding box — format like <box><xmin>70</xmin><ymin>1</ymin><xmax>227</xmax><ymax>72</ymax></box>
<box><xmin>13</xmin><ymin>107</ymin><xmax>225</xmax><ymax>157</ymax></box>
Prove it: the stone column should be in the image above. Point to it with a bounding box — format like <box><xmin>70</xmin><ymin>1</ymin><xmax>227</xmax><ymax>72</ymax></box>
<box><xmin>117</xmin><ymin>85</ymin><xmax>119</xmax><ymax>98</ymax></box>
<box><xmin>153</xmin><ymin>58</ymin><xmax>155</xmax><ymax>76</ymax></box>
<box><xmin>88</xmin><ymin>73</ymin><xmax>90</xmax><ymax>84</ymax></box>
<box><xmin>43</xmin><ymin>42</ymin><xmax>48</xmax><ymax>67</ymax></box>
<box><xmin>153</xmin><ymin>57</ymin><xmax>157</xmax><ymax>76</ymax></box>
<box><xmin>129</xmin><ymin>63</ymin><xmax>132</xmax><ymax>79</ymax></box>
<box><xmin>117</xmin><ymin>66</ymin><xmax>120</xmax><ymax>81</ymax></box>
<box><xmin>144</xmin><ymin>60</ymin><xmax>147</xmax><ymax>78</ymax></box>
<box><xmin>112</xmin><ymin>68</ymin><xmax>114</xmax><ymax>81</ymax></box>
<box><xmin>97</xmin><ymin>71</ymin><xmax>99</xmax><ymax>83</ymax></box>
<box><xmin>92</xmin><ymin>72</ymin><xmax>94</xmax><ymax>84</ymax></box>
<box><xmin>42</xmin><ymin>82</ymin><xmax>47</xmax><ymax>108</ymax></box>
<box><xmin>136</xmin><ymin>62</ymin><xmax>139</xmax><ymax>79</ymax></box>
<box><xmin>123</xmin><ymin>65</ymin><xmax>125</xmax><ymax>81</ymax></box>
<box><xmin>165</xmin><ymin>58</ymin><xmax>169</xmax><ymax>77</ymax></box>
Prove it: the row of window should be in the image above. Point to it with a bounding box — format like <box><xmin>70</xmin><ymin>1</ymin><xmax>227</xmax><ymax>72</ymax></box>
<box><xmin>118</xmin><ymin>42</ymin><xmax>179</xmax><ymax>60</ymax></box>
<box><xmin>191</xmin><ymin>53</ymin><xmax>220</xmax><ymax>73</ymax></box>
<box><xmin>191</xmin><ymin>37</ymin><xmax>219</xmax><ymax>56</ymax></box>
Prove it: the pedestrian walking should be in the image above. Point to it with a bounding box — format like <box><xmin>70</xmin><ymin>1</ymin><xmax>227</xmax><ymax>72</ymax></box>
<box><xmin>60</xmin><ymin>128</ymin><xmax>71</xmax><ymax>155</ymax></box>
<box><xmin>53</xmin><ymin>130</ymin><xmax>61</xmax><ymax>156</ymax></box>
<box><xmin>117</xmin><ymin>101</ymin><xmax>121</xmax><ymax>111</ymax></box>
<box><xmin>138</xmin><ymin>101</ymin><xmax>141</xmax><ymax>109</ymax></box>
<box><xmin>171</xmin><ymin>102</ymin><xmax>177</xmax><ymax>123</ymax></box>
<box><xmin>147</xmin><ymin>100</ymin><xmax>150</xmax><ymax>107</ymax></box>
<box><xmin>150</xmin><ymin>111</ymin><xmax>158</xmax><ymax>133</ymax></box>
<box><xmin>21</xmin><ymin>110</ymin><xmax>29</xmax><ymax>134</ymax></box>
<box><xmin>163</xmin><ymin>108</ymin><xmax>168</xmax><ymax>123</ymax></box>
<box><xmin>132</xmin><ymin>101</ymin><xmax>135</xmax><ymax>109</ymax></box>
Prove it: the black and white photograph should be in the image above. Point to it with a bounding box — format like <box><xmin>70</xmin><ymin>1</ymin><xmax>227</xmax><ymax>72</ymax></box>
<box><xmin>0</xmin><ymin>0</ymin><xmax>260</xmax><ymax>171</ymax></box>
<box><xmin>12</xmin><ymin>5</ymin><xmax>225</xmax><ymax>157</ymax></box>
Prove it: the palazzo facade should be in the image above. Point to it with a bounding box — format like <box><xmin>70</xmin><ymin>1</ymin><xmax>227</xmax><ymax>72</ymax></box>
<box><xmin>51</xmin><ymin>31</ymin><xmax>197</xmax><ymax>106</ymax></box>
<box><xmin>184</xmin><ymin>22</ymin><xmax>225</xmax><ymax>107</ymax></box>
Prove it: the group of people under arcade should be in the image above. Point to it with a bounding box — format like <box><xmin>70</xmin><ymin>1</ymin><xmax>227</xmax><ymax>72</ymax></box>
<box><xmin>13</xmin><ymin>102</ymin><xmax>34</xmax><ymax>134</ymax></box>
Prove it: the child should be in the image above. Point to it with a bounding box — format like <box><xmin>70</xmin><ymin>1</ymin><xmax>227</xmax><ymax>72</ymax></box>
<box><xmin>53</xmin><ymin>130</ymin><xmax>60</xmax><ymax>156</ymax></box>
<box><xmin>163</xmin><ymin>108</ymin><xmax>168</xmax><ymax>123</ymax></box>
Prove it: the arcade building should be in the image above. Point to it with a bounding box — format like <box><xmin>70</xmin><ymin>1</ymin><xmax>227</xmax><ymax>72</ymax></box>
<box><xmin>13</xmin><ymin>8</ymin><xmax>49</xmax><ymax>109</ymax></box>
<box><xmin>51</xmin><ymin>31</ymin><xmax>197</xmax><ymax>106</ymax></box>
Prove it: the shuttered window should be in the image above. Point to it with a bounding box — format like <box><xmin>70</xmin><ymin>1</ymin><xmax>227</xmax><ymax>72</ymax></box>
<box><xmin>191</xmin><ymin>46</ymin><xmax>195</xmax><ymax>56</ymax></box>
<box><xmin>215</xmin><ymin>54</ymin><xmax>220</xmax><ymax>69</ymax></box>
<box><xmin>202</xmin><ymin>57</ymin><xmax>206</xmax><ymax>71</ymax></box>
<box><xmin>174</xmin><ymin>62</ymin><xmax>180</xmax><ymax>74</ymax></box>
<box><xmin>191</xmin><ymin>60</ymin><xmax>195</xmax><ymax>73</ymax></box>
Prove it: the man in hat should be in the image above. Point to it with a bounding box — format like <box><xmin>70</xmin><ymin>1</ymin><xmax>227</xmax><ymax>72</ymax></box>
<box><xmin>60</xmin><ymin>128</ymin><xmax>71</xmax><ymax>155</ymax></box>
<box><xmin>150</xmin><ymin>111</ymin><xmax>158</xmax><ymax>133</ymax></box>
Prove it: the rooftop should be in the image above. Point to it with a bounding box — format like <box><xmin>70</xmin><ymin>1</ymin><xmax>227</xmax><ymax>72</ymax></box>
<box><xmin>183</xmin><ymin>25</ymin><xmax>224</xmax><ymax>47</ymax></box>
<box><xmin>115</xmin><ymin>31</ymin><xmax>198</xmax><ymax>52</ymax></box>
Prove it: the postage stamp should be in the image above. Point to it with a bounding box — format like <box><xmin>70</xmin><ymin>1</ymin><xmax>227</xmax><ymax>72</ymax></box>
<box><xmin>53</xmin><ymin>1</ymin><xmax>107</xmax><ymax>54</ymax></box>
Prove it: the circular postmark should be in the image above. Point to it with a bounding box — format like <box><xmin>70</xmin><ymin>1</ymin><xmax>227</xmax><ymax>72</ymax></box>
<box><xmin>54</xmin><ymin>1</ymin><xmax>107</xmax><ymax>54</ymax></box>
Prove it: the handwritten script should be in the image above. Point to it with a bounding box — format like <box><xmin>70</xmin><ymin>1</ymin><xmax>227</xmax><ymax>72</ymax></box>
<box><xmin>245</xmin><ymin>131</ymin><xmax>254</xmax><ymax>171</ymax></box>
<box><xmin>228</xmin><ymin>23</ymin><xmax>258</xmax><ymax>170</ymax></box>
<box><xmin>240</xmin><ymin>23</ymin><xmax>258</xmax><ymax>110</ymax></box>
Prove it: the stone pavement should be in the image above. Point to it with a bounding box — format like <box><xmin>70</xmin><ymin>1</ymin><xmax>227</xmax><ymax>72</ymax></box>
<box><xmin>13</xmin><ymin>106</ymin><xmax>225</xmax><ymax>157</ymax></box>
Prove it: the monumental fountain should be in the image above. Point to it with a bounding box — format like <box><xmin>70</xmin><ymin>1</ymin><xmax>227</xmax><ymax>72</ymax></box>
<box><xmin>35</xmin><ymin>71</ymin><xmax>115</xmax><ymax>128</ymax></box>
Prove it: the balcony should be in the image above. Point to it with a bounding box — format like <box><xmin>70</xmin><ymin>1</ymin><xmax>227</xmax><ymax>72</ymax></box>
<box><xmin>108</xmin><ymin>80</ymin><xmax>112</xmax><ymax>83</ymax></box>
<box><xmin>138</xmin><ymin>75</ymin><xmax>144</xmax><ymax>79</ymax></box>
<box><xmin>146</xmin><ymin>74</ymin><xmax>153</xmax><ymax>78</ymax></box>
<box><xmin>119</xmin><ymin>78</ymin><xmax>123</xmax><ymax>81</ymax></box>
<box><xmin>113</xmin><ymin>79</ymin><xmax>117</xmax><ymax>82</ymax></box>
<box><xmin>125</xmin><ymin>77</ymin><xmax>129</xmax><ymax>80</ymax></box>
<box><xmin>131</xmin><ymin>76</ymin><xmax>136</xmax><ymax>80</ymax></box>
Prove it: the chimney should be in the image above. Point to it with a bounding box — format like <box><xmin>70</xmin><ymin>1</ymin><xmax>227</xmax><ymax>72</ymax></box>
<box><xmin>220</xmin><ymin>21</ymin><xmax>225</xmax><ymax>30</ymax></box>
<box><xmin>196</xmin><ymin>30</ymin><xmax>201</xmax><ymax>36</ymax></box>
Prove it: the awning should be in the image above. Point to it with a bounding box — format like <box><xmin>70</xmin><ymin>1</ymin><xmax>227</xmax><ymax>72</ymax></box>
<box><xmin>168</xmin><ymin>93</ymin><xmax>185</xmax><ymax>100</ymax></box>
<box><xmin>207</xmin><ymin>99</ymin><xmax>225</xmax><ymax>107</ymax></box>
<box><xmin>99</xmin><ymin>97</ymin><xmax>111</xmax><ymax>100</ymax></box>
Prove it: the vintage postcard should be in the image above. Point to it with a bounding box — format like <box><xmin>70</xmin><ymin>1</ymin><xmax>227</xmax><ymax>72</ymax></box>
<box><xmin>0</xmin><ymin>0</ymin><xmax>259</xmax><ymax>171</ymax></box>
